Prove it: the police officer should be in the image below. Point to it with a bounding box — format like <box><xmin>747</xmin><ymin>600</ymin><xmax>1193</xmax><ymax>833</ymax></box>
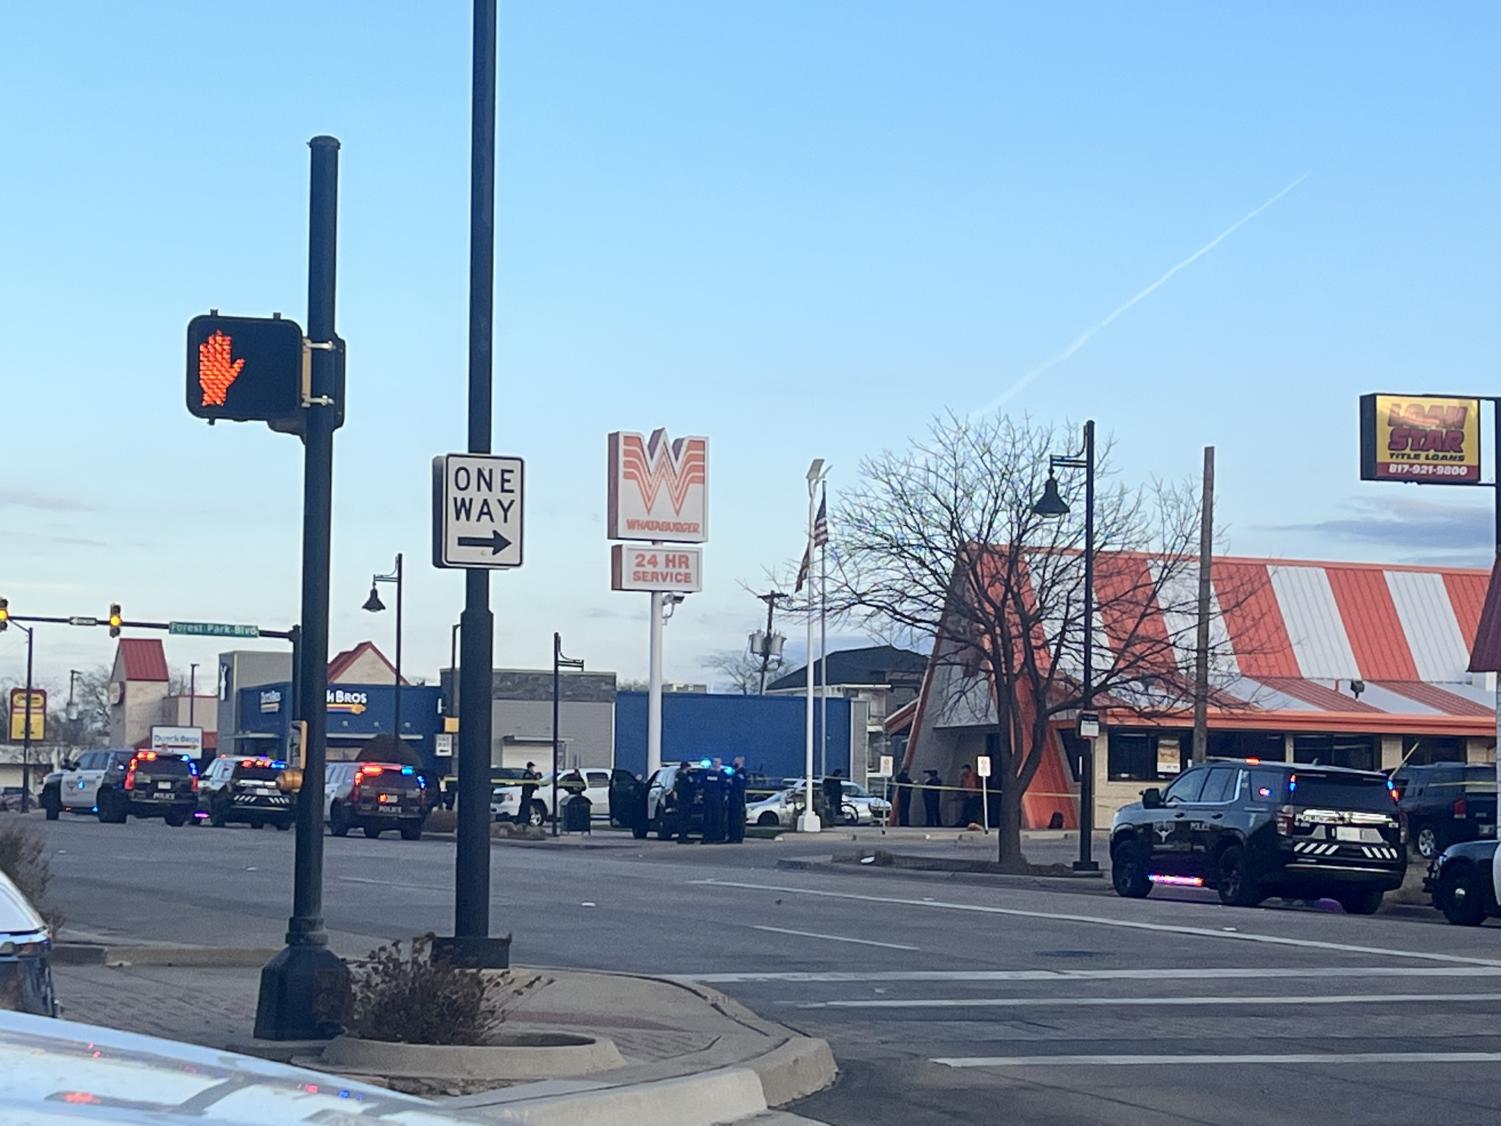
<box><xmin>701</xmin><ymin>766</ymin><xmax>727</xmax><ymax>843</ymax></box>
<box><xmin>726</xmin><ymin>757</ymin><xmax>747</xmax><ymax>844</ymax></box>
<box><xmin>822</xmin><ymin>769</ymin><xmax>845</xmax><ymax>826</ymax></box>
<box><xmin>674</xmin><ymin>763</ymin><xmax>696</xmax><ymax>843</ymax></box>
<box><xmin>518</xmin><ymin>762</ymin><xmax>541</xmax><ymax>827</ymax></box>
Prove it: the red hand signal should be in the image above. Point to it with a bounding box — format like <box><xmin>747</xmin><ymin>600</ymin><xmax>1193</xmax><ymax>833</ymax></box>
<box><xmin>199</xmin><ymin>331</ymin><xmax>246</xmax><ymax>406</ymax></box>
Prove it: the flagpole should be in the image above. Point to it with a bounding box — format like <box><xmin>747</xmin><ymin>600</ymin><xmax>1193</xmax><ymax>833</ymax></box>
<box><xmin>819</xmin><ymin>481</ymin><xmax>829</xmax><ymax>784</ymax></box>
<box><xmin>799</xmin><ymin>459</ymin><xmax>826</xmax><ymax>833</ymax></box>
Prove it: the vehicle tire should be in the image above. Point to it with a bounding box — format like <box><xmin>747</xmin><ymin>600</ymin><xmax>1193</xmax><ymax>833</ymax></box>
<box><xmin>274</xmin><ymin>820</ymin><xmax>291</xmax><ymax>831</ymax></box>
<box><xmin>1438</xmin><ymin>866</ymin><xmax>1487</xmax><ymax>927</ymax></box>
<box><xmin>363</xmin><ymin>825</ymin><xmax>382</xmax><ymax>839</ymax></box>
<box><xmin>400</xmin><ymin>822</ymin><xmax>422</xmax><ymax>842</ymax></box>
<box><xmin>42</xmin><ymin>788</ymin><xmax>61</xmax><ymax>821</ymax></box>
<box><xmin>329</xmin><ymin>803</ymin><xmax>350</xmax><ymax>837</ymax></box>
<box><xmin>1215</xmin><ymin>845</ymin><xmax>1261</xmax><ymax>907</ymax></box>
<box><xmin>1111</xmin><ymin>841</ymin><xmax>1153</xmax><ymax>899</ymax></box>
<box><xmin>1337</xmin><ymin>887</ymin><xmax>1384</xmax><ymax>916</ymax></box>
<box><xmin>842</xmin><ymin>803</ymin><xmax>861</xmax><ymax>827</ymax></box>
<box><xmin>249</xmin><ymin>819</ymin><xmax>264</xmax><ymax>830</ymax></box>
<box><xmin>97</xmin><ymin>790</ymin><xmax>127</xmax><ymax>825</ymax></box>
<box><xmin>1414</xmin><ymin>825</ymin><xmax>1442</xmax><ymax>860</ymax></box>
<box><xmin>527</xmin><ymin>801</ymin><xmax>547</xmax><ymax>828</ymax></box>
<box><xmin>165</xmin><ymin>811</ymin><xmax>187</xmax><ymax>828</ymax></box>
<box><xmin>757</xmin><ymin>811</ymin><xmax>780</xmax><ymax>827</ymax></box>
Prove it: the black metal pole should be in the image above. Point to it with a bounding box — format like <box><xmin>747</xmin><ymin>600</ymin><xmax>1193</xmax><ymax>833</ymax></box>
<box><xmin>394</xmin><ymin>553</ymin><xmax>403</xmax><ymax>743</ymax></box>
<box><xmin>1075</xmin><ymin>420</ymin><xmax>1099</xmax><ymax>873</ymax></box>
<box><xmin>455</xmin><ymin>0</ymin><xmax>500</xmax><ymax>953</ymax></box>
<box><xmin>20</xmin><ymin>625</ymin><xmax>33</xmax><ymax>814</ymax></box>
<box><xmin>552</xmin><ymin>633</ymin><xmax>560</xmax><ymax>838</ymax></box>
<box><xmin>758</xmin><ymin>594</ymin><xmax>776</xmax><ymax>694</ymax></box>
<box><xmin>255</xmin><ymin>135</ymin><xmax>348</xmax><ymax>1039</ymax></box>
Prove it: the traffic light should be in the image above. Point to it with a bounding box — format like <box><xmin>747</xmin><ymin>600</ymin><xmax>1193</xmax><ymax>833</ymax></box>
<box><xmin>0</xmin><ymin>597</ymin><xmax>7</xmax><ymax>631</ymax></box>
<box><xmin>186</xmin><ymin>314</ymin><xmax>304</xmax><ymax>423</ymax></box>
<box><xmin>108</xmin><ymin>604</ymin><xmax>123</xmax><ymax>638</ymax></box>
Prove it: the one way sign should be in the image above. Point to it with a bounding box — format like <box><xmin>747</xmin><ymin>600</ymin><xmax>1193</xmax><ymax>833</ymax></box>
<box><xmin>432</xmin><ymin>453</ymin><xmax>525</xmax><ymax>569</ymax></box>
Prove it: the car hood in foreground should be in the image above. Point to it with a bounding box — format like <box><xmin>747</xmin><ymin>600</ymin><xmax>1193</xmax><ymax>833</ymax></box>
<box><xmin>0</xmin><ymin>1012</ymin><xmax>506</xmax><ymax>1124</ymax></box>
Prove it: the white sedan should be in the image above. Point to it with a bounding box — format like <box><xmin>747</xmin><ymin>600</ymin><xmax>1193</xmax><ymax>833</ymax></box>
<box><xmin>746</xmin><ymin>780</ymin><xmax>891</xmax><ymax>828</ymax></box>
<box><xmin>491</xmin><ymin>769</ymin><xmax>611</xmax><ymax>826</ymax></box>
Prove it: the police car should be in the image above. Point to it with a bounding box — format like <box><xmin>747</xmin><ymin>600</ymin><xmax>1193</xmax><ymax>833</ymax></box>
<box><xmin>199</xmin><ymin>756</ymin><xmax>295</xmax><ymax>830</ymax></box>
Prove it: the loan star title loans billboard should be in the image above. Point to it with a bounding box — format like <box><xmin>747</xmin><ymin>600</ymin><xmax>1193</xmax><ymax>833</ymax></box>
<box><xmin>1359</xmin><ymin>393</ymin><xmax>1483</xmax><ymax>484</ymax></box>
<box><xmin>607</xmin><ymin>430</ymin><xmax>709</xmax><ymax>542</ymax></box>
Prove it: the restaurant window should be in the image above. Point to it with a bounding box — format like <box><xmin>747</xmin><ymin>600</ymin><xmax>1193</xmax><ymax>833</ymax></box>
<box><xmin>1400</xmin><ymin>735</ymin><xmax>1465</xmax><ymax>766</ymax></box>
<box><xmin>1107</xmin><ymin>730</ymin><xmax>1187</xmax><ymax>781</ymax></box>
<box><xmin>1292</xmin><ymin>733</ymin><xmax>1378</xmax><ymax>772</ymax></box>
<box><xmin>1207</xmin><ymin>731</ymin><xmax>1286</xmax><ymax>762</ymax></box>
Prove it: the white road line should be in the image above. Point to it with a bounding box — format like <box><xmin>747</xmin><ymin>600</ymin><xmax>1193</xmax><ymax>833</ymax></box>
<box><xmin>694</xmin><ymin>878</ymin><xmax>1501</xmax><ymax>968</ymax></box>
<box><xmin>751</xmin><ymin>925</ymin><xmax>920</xmax><ymax>952</ymax></box>
<box><xmin>683</xmin><ymin>966</ymin><xmax>1501</xmax><ymax>984</ymax></box>
<box><xmin>807</xmin><ymin>992</ymin><xmax>1501</xmax><ymax>1010</ymax></box>
<box><xmin>935</xmin><ymin>1051</ymin><xmax>1501</xmax><ymax>1069</ymax></box>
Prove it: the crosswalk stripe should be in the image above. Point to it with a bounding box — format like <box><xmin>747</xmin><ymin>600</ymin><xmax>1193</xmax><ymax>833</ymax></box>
<box><xmin>681</xmin><ymin>966</ymin><xmax>1501</xmax><ymax>984</ymax></box>
<box><xmin>752</xmin><ymin>925</ymin><xmax>920</xmax><ymax>951</ymax></box>
<box><xmin>694</xmin><ymin>878</ymin><xmax>1501</xmax><ymax>968</ymax></box>
<box><xmin>805</xmin><ymin>992</ymin><xmax>1501</xmax><ymax>1009</ymax></box>
<box><xmin>935</xmin><ymin>1051</ymin><xmax>1501</xmax><ymax>1069</ymax></box>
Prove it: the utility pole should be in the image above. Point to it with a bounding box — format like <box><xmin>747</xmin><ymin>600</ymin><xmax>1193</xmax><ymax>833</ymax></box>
<box><xmin>1191</xmin><ymin>446</ymin><xmax>1215</xmax><ymax>765</ymax></box>
<box><xmin>453</xmin><ymin>0</ymin><xmax>502</xmax><ymax>959</ymax></box>
<box><xmin>189</xmin><ymin>663</ymin><xmax>198</xmax><ymax>726</ymax></box>
<box><xmin>255</xmin><ymin>134</ymin><xmax>348</xmax><ymax>1039</ymax></box>
<box><xmin>754</xmin><ymin>592</ymin><xmax>786</xmax><ymax>694</ymax></box>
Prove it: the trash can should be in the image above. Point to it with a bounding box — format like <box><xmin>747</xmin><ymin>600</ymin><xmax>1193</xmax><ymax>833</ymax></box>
<box><xmin>562</xmin><ymin>794</ymin><xmax>592</xmax><ymax>833</ymax></box>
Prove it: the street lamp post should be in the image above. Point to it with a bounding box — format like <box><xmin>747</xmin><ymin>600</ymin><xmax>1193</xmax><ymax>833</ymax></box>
<box><xmin>1033</xmin><ymin>419</ymin><xmax>1099</xmax><ymax>873</ymax></box>
<box><xmin>189</xmin><ymin>663</ymin><xmax>199</xmax><ymax>726</ymax></box>
<box><xmin>798</xmin><ymin>459</ymin><xmax>829</xmax><ymax>833</ymax></box>
<box><xmin>364</xmin><ymin>553</ymin><xmax>404</xmax><ymax>745</ymax></box>
<box><xmin>551</xmin><ymin>633</ymin><xmax>585</xmax><ymax>837</ymax></box>
<box><xmin>8</xmin><ymin>623</ymin><xmax>36</xmax><ymax>813</ymax></box>
<box><xmin>66</xmin><ymin>669</ymin><xmax>81</xmax><ymax>722</ymax></box>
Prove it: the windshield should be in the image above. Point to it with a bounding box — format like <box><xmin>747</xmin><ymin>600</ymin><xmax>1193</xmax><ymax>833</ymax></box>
<box><xmin>233</xmin><ymin>764</ymin><xmax>283</xmax><ymax>783</ymax></box>
<box><xmin>1288</xmin><ymin>772</ymin><xmax>1394</xmax><ymax>813</ymax></box>
<box><xmin>136</xmin><ymin>756</ymin><xmax>192</xmax><ymax>776</ymax></box>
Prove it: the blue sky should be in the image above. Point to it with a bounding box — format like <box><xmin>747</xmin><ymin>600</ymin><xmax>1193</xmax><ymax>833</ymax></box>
<box><xmin>4</xmin><ymin>2</ymin><xmax>1499</xmax><ymax>694</ymax></box>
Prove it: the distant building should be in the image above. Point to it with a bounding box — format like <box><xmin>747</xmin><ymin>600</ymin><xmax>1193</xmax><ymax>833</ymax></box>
<box><xmin>441</xmin><ymin>668</ymin><xmax>618</xmax><ymax>772</ymax></box>
<box><xmin>766</xmin><ymin>644</ymin><xmax>927</xmax><ymax>773</ymax></box>
<box><xmin>107</xmin><ymin>638</ymin><xmax>218</xmax><ymax>754</ymax></box>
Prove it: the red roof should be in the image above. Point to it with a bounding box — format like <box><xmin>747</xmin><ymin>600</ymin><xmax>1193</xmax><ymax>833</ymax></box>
<box><xmin>117</xmin><ymin>638</ymin><xmax>169</xmax><ymax>683</ymax></box>
<box><xmin>1468</xmin><ymin>560</ymin><xmax>1501</xmax><ymax>673</ymax></box>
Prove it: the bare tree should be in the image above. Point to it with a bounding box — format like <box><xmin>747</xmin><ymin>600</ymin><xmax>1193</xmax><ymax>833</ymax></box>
<box><xmin>832</xmin><ymin>412</ymin><xmax>1251</xmax><ymax>870</ymax></box>
<box><xmin>704</xmin><ymin>650</ymin><xmax>766</xmax><ymax>695</ymax></box>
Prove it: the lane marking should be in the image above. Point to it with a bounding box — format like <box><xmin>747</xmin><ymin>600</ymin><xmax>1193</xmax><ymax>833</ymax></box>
<box><xmin>807</xmin><ymin>992</ymin><xmax>1501</xmax><ymax>1010</ymax></box>
<box><xmin>694</xmin><ymin>879</ymin><xmax>1501</xmax><ymax>968</ymax></box>
<box><xmin>683</xmin><ymin>966</ymin><xmax>1501</xmax><ymax>984</ymax></box>
<box><xmin>935</xmin><ymin>1051</ymin><xmax>1501</xmax><ymax>1069</ymax></box>
<box><xmin>338</xmin><ymin>876</ymin><xmax>445</xmax><ymax>893</ymax></box>
<box><xmin>752</xmin><ymin>925</ymin><xmax>919</xmax><ymax>952</ymax></box>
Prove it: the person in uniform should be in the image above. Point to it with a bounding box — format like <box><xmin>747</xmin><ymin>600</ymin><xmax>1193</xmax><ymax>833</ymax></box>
<box><xmin>822</xmin><ymin>769</ymin><xmax>845</xmax><ymax>825</ymax></box>
<box><xmin>701</xmin><ymin>767</ymin><xmax>727</xmax><ymax>843</ymax></box>
<box><xmin>726</xmin><ymin>759</ymin><xmax>747</xmax><ymax>843</ymax></box>
<box><xmin>894</xmin><ymin>767</ymin><xmax>913</xmax><ymax>827</ymax></box>
<box><xmin>922</xmin><ymin>768</ymin><xmax>942</xmax><ymax>827</ymax></box>
<box><xmin>674</xmin><ymin>764</ymin><xmax>697</xmax><ymax>842</ymax></box>
<box><xmin>517</xmin><ymin>762</ymin><xmax>541</xmax><ymax>827</ymax></box>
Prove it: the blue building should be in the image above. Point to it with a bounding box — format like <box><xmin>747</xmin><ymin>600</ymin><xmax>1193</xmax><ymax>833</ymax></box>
<box><xmin>234</xmin><ymin>681</ymin><xmax>445</xmax><ymax>776</ymax></box>
<box><xmin>614</xmin><ymin>690</ymin><xmax>862</xmax><ymax>782</ymax></box>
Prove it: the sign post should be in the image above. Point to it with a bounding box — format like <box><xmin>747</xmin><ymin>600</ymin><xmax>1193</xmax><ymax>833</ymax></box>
<box><xmin>606</xmin><ymin>429</ymin><xmax>709</xmax><ymax>778</ymax></box>
<box><xmin>977</xmin><ymin>754</ymin><xmax>992</xmax><ymax>834</ymax></box>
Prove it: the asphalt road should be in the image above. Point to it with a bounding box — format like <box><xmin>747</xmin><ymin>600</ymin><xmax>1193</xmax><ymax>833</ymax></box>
<box><xmin>32</xmin><ymin>815</ymin><xmax>1501</xmax><ymax>1125</ymax></box>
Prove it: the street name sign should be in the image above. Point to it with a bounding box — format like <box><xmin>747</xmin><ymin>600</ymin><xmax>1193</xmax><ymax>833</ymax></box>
<box><xmin>169</xmin><ymin>621</ymin><xmax>261</xmax><ymax>638</ymax></box>
<box><xmin>432</xmin><ymin>454</ymin><xmax>524</xmax><ymax>569</ymax></box>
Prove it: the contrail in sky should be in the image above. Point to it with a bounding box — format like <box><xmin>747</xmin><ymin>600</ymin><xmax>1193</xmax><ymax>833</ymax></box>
<box><xmin>981</xmin><ymin>172</ymin><xmax>1310</xmax><ymax>412</ymax></box>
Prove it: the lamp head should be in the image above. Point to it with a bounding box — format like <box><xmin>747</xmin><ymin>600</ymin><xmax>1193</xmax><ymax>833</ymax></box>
<box><xmin>362</xmin><ymin>585</ymin><xmax>386</xmax><ymax>613</ymax></box>
<box><xmin>1033</xmin><ymin>473</ymin><xmax>1070</xmax><ymax>518</ymax></box>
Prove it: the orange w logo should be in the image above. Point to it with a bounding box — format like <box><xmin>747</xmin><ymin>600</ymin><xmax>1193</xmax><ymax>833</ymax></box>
<box><xmin>621</xmin><ymin>430</ymin><xmax>706</xmax><ymax>515</ymax></box>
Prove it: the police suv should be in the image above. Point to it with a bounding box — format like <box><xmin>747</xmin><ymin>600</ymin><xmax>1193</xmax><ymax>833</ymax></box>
<box><xmin>199</xmin><ymin>756</ymin><xmax>295</xmax><ymax>830</ymax></box>
<box><xmin>1110</xmin><ymin>759</ymin><xmax>1405</xmax><ymax>914</ymax></box>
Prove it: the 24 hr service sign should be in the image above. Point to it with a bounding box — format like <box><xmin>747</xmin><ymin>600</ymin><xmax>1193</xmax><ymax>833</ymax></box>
<box><xmin>1360</xmin><ymin>393</ymin><xmax>1482</xmax><ymax>484</ymax></box>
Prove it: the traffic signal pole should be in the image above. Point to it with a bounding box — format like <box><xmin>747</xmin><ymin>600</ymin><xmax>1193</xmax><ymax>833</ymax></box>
<box><xmin>451</xmin><ymin>0</ymin><xmax>505</xmax><ymax>964</ymax></box>
<box><xmin>255</xmin><ymin>135</ymin><xmax>349</xmax><ymax>1039</ymax></box>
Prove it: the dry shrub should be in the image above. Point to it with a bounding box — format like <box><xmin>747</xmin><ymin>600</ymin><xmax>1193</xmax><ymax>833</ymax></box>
<box><xmin>329</xmin><ymin>934</ymin><xmax>489</xmax><ymax>1045</ymax></box>
<box><xmin>0</xmin><ymin>823</ymin><xmax>63</xmax><ymax>929</ymax></box>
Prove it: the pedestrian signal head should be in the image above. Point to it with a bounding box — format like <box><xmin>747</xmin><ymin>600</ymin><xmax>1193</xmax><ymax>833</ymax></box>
<box><xmin>108</xmin><ymin>604</ymin><xmax>123</xmax><ymax>638</ymax></box>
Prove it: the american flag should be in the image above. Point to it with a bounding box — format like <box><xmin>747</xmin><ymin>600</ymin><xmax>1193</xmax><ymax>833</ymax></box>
<box><xmin>796</xmin><ymin>493</ymin><xmax>829</xmax><ymax>592</ymax></box>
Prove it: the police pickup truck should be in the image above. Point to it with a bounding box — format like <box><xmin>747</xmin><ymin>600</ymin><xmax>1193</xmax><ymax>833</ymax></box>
<box><xmin>1110</xmin><ymin>759</ymin><xmax>1405</xmax><ymax>914</ymax></box>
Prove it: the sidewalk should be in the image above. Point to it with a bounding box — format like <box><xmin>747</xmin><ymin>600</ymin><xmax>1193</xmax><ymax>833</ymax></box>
<box><xmin>52</xmin><ymin>951</ymin><xmax>833</xmax><ymax>1126</ymax></box>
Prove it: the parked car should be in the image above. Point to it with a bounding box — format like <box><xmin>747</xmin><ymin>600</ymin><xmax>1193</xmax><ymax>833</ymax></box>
<box><xmin>40</xmin><ymin>749</ymin><xmax>136</xmax><ymax>820</ymax></box>
<box><xmin>491</xmin><ymin>769</ymin><xmax>612</xmax><ymax>826</ymax></box>
<box><xmin>0</xmin><ymin>871</ymin><xmax>55</xmax><ymax>1018</ymax></box>
<box><xmin>1391</xmin><ymin>762</ymin><xmax>1496</xmax><ymax>859</ymax></box>
<box><xmin>1110</xmin><ymin>759</ymin><xmax>1405</xmax><ymax>914</ymax></box>
<box><xmin>747</xmin><ymin>780</ymin><xmax>892</xmax><ymax>827</ymax></box>
<box><xmin>1426</xmin><ymin>838</ymin><xmax>1501</xmax><ymax>926</ymax></box>
<box><xmin>324</xmin><ymin>761</ymin><xmax>427</xmax><ymax>840</ymax></box>
<box><xmin>199</xmin><ymin>756</ymin><xmax>295</xmax><ymax>830</ymax></box>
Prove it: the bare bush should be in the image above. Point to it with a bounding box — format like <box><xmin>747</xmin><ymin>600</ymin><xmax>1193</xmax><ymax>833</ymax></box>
<box><xmin>327</xmin><ymin>934</ymin><xmax>489</xmax><ymax>1045</ymax></box>
<box><xmin>0</xmin><ymin>824</ymin><xmax>63</xmax><ymax>929</ymax></box>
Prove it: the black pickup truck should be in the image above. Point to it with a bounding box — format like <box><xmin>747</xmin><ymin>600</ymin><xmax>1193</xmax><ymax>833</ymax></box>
<box><xmin>1392</xmin><ymin>762</ymin><xmax>1497</xmax><ymax>860</ymax></box>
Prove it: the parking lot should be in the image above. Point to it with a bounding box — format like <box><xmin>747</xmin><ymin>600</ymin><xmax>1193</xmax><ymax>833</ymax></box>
<box><xmin>27</xmin><ymin>811</ymin><xmax>1501</xmax><ymax>1125</ymax></box>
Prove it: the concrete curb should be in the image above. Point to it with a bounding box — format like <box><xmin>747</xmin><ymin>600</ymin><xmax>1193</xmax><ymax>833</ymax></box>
<box><xmin>832</xmin><ymin>847</ymin><xmax>1106</xmax><ymax>878</ymax></box>
<box><xmin>776</xmin><ymin>855</ymin><xmax>1116</xmax><ymax>894</ymax></box>
<box><xmin>465</xmin><ymin>1066</ymin><xmax>769</xmax><ymax>1126</ymax></box>
<box><xmin>54</xmin><ymin>943</ymin><xmax>279</xmax><ymax>968</ymax></box>
<box><xmin>310</xmin><ymin>1032</ymin><xmax>625</xmax><ymax>1080</ymax></box>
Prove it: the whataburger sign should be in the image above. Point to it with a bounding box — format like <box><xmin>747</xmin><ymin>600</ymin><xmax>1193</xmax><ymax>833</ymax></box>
<box><xmin>607</xmin><ymin>429</ymin><xmax>708</xmax><ymax>595</ymax></box>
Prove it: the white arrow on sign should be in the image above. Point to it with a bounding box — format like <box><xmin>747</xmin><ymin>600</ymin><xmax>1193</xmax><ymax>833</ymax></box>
<box><xmin>432</xmin><ymin>453</ymin><xmax>525</xmax><ymax>570</ymax></box>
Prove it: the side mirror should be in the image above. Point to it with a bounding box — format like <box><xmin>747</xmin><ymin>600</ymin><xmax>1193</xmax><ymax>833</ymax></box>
<box><xmin>1141</xmin><ymin>787</ymin><xmax>1164</xmax><ymax>809</ymax></box>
